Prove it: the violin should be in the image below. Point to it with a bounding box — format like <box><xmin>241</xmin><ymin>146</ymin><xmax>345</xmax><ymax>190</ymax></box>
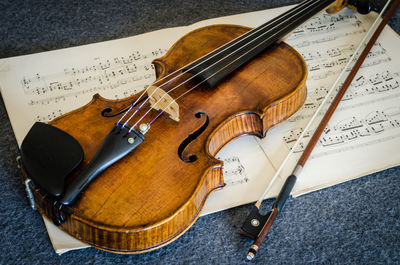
<box><xmin>19</xmin><ymin>0</ymin><xmax>379</xmax><ymax>253</ymax></box>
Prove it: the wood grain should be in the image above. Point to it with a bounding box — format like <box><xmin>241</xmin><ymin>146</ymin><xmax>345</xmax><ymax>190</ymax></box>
<box><xmin>24</xmin><ymin>24</ymin><xmax>307</xmax><ymax>253</ymax></box>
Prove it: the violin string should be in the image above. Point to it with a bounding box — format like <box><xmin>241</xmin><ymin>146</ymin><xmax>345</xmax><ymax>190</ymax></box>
<box><xmin>121</xmin><ymin>0</ymin><xmax>317</xmax><ymax>128</ymax></box>
<box><xmin>257</xmin><ymin>0</ymin><xmax>394</xmax><ymax>202</ymax></box>
<box><xmin>118</xmin><ymin>0</ymin><xmax>317</xmax><ymax>127</ymax></box>
<box><xmin>132</xmin><ymin>0</ymin><xmax>330</xmax><ymax>131</ymax></box>
<box><xmin>132</xmin><ymin>0</ymin><xmax>329</xmax><ymax>131</ymax></box>
<box><xmin>119</xmin><ymin>0</ymin><xmax>315</xmax><ymax>126</ymax></box>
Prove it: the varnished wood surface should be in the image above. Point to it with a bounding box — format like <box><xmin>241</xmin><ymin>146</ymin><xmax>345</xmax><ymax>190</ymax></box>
<box><xmin>25</xmin><ymin>24</ymin><xmax>307</xmax><ymax>253</ymax></box>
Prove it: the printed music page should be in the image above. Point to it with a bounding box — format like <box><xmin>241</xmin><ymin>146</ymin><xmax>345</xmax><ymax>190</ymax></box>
<box><xmin>0</xmin><ymin>5</ymin><xmax>399</xmax><ymax>254</ymax></box>
<box><xmin>257</xmin><ymin>10</ymin><xmax>400</xmax><ymax>197</ymax></box>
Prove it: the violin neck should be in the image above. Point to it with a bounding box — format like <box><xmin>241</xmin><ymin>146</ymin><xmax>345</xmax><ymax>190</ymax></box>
<box><xmin>184</xmin><ymin>0</ymin><xmax>336</xmax><ymax>88</ymax></box>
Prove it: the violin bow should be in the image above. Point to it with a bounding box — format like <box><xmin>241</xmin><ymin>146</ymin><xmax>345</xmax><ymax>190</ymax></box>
<box><xmin>241</xmin><ymin>0</ymin><xmax>400</xmax><ymax>260</ymax></box>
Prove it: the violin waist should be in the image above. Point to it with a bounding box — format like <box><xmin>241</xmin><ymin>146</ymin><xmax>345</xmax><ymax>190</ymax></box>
<box><xmin>22</xmin><ymin>24</ymin><xmax>307</xmax><ymax>253</ymax></box>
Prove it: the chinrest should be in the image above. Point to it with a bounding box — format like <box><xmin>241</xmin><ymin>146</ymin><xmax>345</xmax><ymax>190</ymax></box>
<box><xmin>20</xmin><ymin>122</ymin><xmax>83</xmax><ymax>197</ymax></box>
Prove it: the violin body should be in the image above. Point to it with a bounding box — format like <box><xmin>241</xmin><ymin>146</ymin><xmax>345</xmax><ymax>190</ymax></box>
<box><xmin>24</xmin><ymin>24</ymin><xmax>307</xmax><ymax>253</ymax></box>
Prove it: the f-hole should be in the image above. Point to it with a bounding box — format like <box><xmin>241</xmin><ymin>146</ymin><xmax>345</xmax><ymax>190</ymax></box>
<box><xmin>178</xmin><ymin>112</ymin><xmax>209</xmax><ymax>162</ymax></box>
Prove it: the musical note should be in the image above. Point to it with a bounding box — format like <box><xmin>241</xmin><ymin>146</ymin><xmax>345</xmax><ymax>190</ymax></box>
<box><xmin>283</xmin><ymin>106</ymin><xmax>400</xmax><ymax>154</ymax></box>
<box><xmin>221</xmin><ymin>157</ymin><xmax>249</xmax><ymax>186</ymax></box>
<box><xmin>290</xmin><ymin>13</ymin><xmax>361</xmax><ymax>40</ymax></box>
<box><xmin>35</xmin><ymin>109</ymin><xmax>64</xmax><ymax>122</ymax></box>
<box><xmin>9</xmin><ymin>48</ymin><xmax>169</xmax><ymax>126</ymax></box>
<box><xmin>19</xmin><ymin>48</ymin><xmax>166</xmax><ymax>116</ymax></box>
<box><xmin>274</xmin><ymin>13</ymin><xmax>400</xmax><ymax>157</ymax></box>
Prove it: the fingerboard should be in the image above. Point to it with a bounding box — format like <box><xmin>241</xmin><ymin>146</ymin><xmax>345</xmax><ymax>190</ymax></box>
<box><xmin>184</xmin><ymin>0</ymin><xmax>336</xmax><ymax>88</ymax></box>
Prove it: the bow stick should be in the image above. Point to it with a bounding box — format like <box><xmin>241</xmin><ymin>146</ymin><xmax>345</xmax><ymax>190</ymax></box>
<box><xmin>241</xmin><ymin>0</ymin><xmax>400</xmax><ymax>260</ymax></box>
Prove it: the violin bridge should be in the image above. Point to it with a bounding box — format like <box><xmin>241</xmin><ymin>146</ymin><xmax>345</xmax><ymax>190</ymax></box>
<box><xmin>147</xmin><ymin>86</ymin><xmax>180</xmax><ymax>122</ymax></box>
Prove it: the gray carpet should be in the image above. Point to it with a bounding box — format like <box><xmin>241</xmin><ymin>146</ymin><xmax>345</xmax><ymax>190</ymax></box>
<box><xmin>1</xmin><ymin>1</ymin><xmax>399</xmax><ymax>264</ymax></box>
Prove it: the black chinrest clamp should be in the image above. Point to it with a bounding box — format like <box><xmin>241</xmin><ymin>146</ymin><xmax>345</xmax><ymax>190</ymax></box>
<box><xmin>52</xmin><ymin>201</ymin><xmax>65</xmax><ymax>226</ymax></box>
<box><xmin>20</xmin><ymin>122</ymin><xmax>145</xmax><ymax>226</ymax></box>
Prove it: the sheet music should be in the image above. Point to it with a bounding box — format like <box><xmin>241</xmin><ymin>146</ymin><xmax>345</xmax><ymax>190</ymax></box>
<box><xmin>257</xmin><ymin>11</ymin><xmax>400</xmax><ymax>196</ymax></box>
<box><xmin>204</xmin><ymin>8</ymin><xmax>400</xmax><ymax>212</ymax></box>
<box><xmin>0</xmin><ymin>5</ymin><xmax>399</xmax><ymax>254</ymax></box>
